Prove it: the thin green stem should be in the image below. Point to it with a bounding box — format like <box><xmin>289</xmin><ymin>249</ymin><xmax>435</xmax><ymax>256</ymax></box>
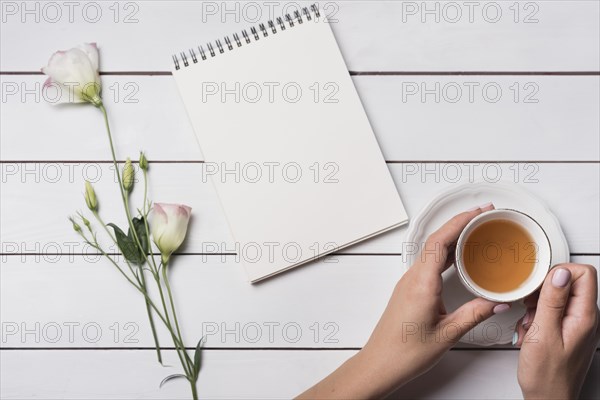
<box><xmin>99</xmin><ymin>104</ymin><xmax>127</xmax><ymax>208</ymax></box>
<box><xmin>134</xmin><ymin>169</ymin><xmax>164</xmax><ymax>363</ymax></box>
<box><xmin>190</xmin><ymin>379</ymin><xmax>199</xmax><ymax>400</ymax></box>
<box><xmin>116</xmin><ymin>183</ymin><xmax>162</xmax><ymax>364</ymax></box>
<box><xmin>147</xmin><ymin>254</ymin><xmax>191</xmax><ymax>376</ymax></box>
<box><xmin>88</xmin><ymin>239</ymin><xmax>188</xmax><ymax>351</ymax></box>
<box><xmin>99</xmin><ymin>105</ymin><xmax>190</xmax><ymax>370</ymax></box>
<box><xmin>91</xmin><ymin>210</ymin><xmax>162</xmax><ymax>363</ymax></box>
<box><xmin>155</xmin><ymin>275</ymin><xmax>192</xmax><ymax>377</ymax></box>
<box><xmin>99</xmin><ymin>104</ymin><xmax>147</xmax><ymax>265</ymax></box>
<box><xmin>89</xmin><ymin>243</ymin><xmax>139</xmax><ymax>290</ymax></box>
<box><xmin>141</xmin><ymin>168</ymin><xmax>159</xmax><ymax>275</ymax></box>
<box><xmin>138</xmin><ymin>265</ymin><xmax>163</xmax><ymax>364</ymax></box>
<box><xmin>163</xmin><ymin>261</ymin><xmax>194</xmax><ymax>372</ymax></box>
<box><xmin>98</xmin><ymin>104</ymin><xmax>195</xmax><ymax>389</ymax></box>
<box><xmin>90</xmin><ymin>210</ymin><xmax>162</xmax><ymax>364</ymax></box>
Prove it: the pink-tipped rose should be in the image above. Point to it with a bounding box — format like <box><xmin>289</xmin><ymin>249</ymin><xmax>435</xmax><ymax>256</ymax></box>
<box><xmin>42</xmin><ymin>43</ymin><xmax>102</xmax><ymax>105</ymax></box>
<box><xmin>150</xmin><ymin>203</ymin><xmax>192</xmax><ymax>263</ymax></box>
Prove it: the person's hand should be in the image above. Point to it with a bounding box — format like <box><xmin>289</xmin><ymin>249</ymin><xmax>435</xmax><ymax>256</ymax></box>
<box><xmin>298</xmin><ymin>203</ymin><xmax>511</xmax><ymax>399</ymax></box>
<box><xmin>357</xmin><ymin>202</ymin><xmax>510</xmax><ymax>396</ymax></box>
<box><xmin>514</xmin><ymin>263</ymin><xmax>600</xmax><ymax>399</ymax></box>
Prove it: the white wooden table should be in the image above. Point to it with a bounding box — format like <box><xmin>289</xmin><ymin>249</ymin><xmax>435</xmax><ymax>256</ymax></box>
<box><xmin>1</xmin><ymin>1</ymin><xmax>599</xmax><ymax>398</ymax></box>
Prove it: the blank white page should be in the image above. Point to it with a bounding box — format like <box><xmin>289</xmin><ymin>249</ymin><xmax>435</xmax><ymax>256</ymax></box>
<box><xmin>172</xmin><ymin>14</ymin><xmax>408</xmax><ymax>282</ymax></box>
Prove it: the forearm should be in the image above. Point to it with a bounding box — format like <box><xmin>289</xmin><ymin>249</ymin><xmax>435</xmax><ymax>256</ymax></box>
<box><xmin>297</xmin><ymin>348</ymin><xmax>407</xmax><ymax>399</ymax></box>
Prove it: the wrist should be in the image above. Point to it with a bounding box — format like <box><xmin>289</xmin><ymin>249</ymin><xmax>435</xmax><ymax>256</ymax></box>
<box><xmin>522</xmin><ymin>385</ymin><xmax>577</xmax><ymax>400</ymax></box>
<box><xmin>354</xmin><ymin>345</ymin><xmax>412</xmax><ymax>397</ymax></box>
<box><xmin>297</xmin><ymin>348</ymin><xmax>398</xmax><ymax>399</ymax></box>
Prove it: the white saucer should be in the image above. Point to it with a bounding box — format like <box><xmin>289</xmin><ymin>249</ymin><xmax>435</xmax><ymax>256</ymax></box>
<box><xmin>402</xmin><ymin>181</ymin><xmax>570</xmax><ymax>346</ymax></box>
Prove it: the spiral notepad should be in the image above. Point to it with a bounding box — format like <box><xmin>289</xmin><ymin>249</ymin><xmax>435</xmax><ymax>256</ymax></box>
<box><xmin>171</xmin><ymin>5</ymin><xmax>408</xmax><ymax>282</ymax></box>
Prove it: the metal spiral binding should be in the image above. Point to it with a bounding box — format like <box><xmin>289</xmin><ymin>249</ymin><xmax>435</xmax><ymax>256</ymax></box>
<box><xmin>172</xmin><ymin>4</ymin><xmax>320</xmax><ymax>70</ymax></box>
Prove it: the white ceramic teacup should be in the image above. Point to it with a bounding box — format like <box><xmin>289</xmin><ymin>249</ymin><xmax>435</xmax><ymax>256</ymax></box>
<box><xmin>455</xmin><ymin>209</ymin><xmax>552</xmax><ymax>303</ymax></box>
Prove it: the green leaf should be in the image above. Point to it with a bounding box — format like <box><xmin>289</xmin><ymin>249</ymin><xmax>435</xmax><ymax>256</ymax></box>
<box><xmin>131</xmin><ymin>217</ymin><xmax>149</xmax><ymax>255</ymax></box>
<box><xmin>159</xmin><ymin>373</ymin><xmax>189</xmax><ymax>388</ymax></box>
<box><xmin>193</xmin><ymin>336</ymin><xmax>206</xmax><ymax>379</ymax></box>
<box><xmin>107</xmin><ymin>222</ymin><xmax>145</xmax><ymax>265</ymax></box>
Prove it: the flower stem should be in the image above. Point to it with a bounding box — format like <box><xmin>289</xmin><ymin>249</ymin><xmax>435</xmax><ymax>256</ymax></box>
<box><xmin>141</xmin><ymin>169</ymin><xmax>159</xmax><ymax>276</ymax></box>
<box><xmin>137</xmin><ymin>170</ymin><xmax>164</xmax><ymax>364</ymax></box>
<box><xmin>122</xmin><ymin>195</ymin><xmax>163</xmax><ymax>364</ymax></box>
<box><xmin>99</xmin><ymin>104</ymin><xmax>148</xmax><ymax>264</ymax></box>
<box><xmin>163</xmin><ymin>261</ymin><xmax>194</xmax><ymax>373</ymax></box>
<box><xmin>150</xmin><ymin>255</ymin><xmax>191</xmax><ymax>377</ymax></box>
<box><xmin>139</xmin><ymin>266</ymin><xmax>163</xmax><ymax>364</ymax></box>
<box><xmin>90</xmin><ymin>240</ymin><xmax>188</xmax><ymax>351</ymax></box>
<box><xmin>99</xmin><ymin>104</ymin><xmax>127</xmax><ymax>208</ymax></box>
<box><xmin>98</xmin><ymin>104</ymin><xmax>195</xmax><ymax>394</ymax></box>
<box><xmin>99</xmin><ymin>104</ymin><xmax>164</xmax><ymax>363</ymax></box>
<box><xmin>190</xmin><ymin>379</ymin><xmax>199</xmax><ymax>400</ymax></box>
<box><xmin>75</xmin><ymin>224</ymin><xmax>192</xmax><ymax>359</ymax></box>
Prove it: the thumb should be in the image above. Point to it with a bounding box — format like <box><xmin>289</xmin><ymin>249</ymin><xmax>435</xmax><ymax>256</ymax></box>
<box><xmin>445</xmin><ymin>298</ymin><xmax>510</xmax><ymax>339</ymax></box>
<box><xmin>533</xmin><ymin>267</ymin><xmax>572</xmax><ymax>335</ymax></box>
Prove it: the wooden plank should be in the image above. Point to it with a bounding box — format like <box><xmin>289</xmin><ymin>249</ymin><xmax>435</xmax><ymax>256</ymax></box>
<box><xmin>2</xmin><ymin>75</ymin><xmax>598</xmax><ymax>161</ymax></box>
<box><xmin>1</xmin><ymin>255</ymin><xmax>597</xmax><ymax>348</ymax></box>
<box><xmin>0</xmin><ymin>255</ymin><xmax>399</xmax><ymax>348</ymax></box>
<box><xmin>1</xmin><ymin>163</ymin><xmax>598</xmax><ymax>255</ymax></box>
<box><xmin>1</xmin><ymin>349</ymin><xmax>598</xmax><ymax>399</ymax></box>
<box><xmin>1</xmin><ymin>1</ymin><xmax>598</xmax><ymax>72</ymax></box>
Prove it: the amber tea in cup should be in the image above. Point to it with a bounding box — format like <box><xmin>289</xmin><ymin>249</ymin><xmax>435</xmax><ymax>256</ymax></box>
<box><xmin>463</xmin><ymin>219</ymin><xmax>536</xmax><ymax>292</ymax></box>
<box><xmin>455</xmin><ymin>209</ymin><xmax>552</xmax><ymax>302</ymax></box>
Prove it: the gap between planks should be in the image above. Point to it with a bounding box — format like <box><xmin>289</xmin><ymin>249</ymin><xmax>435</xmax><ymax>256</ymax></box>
<box><xmin>1</xmin><ymin>253</ymin><xmax>598</xmax><ymax>257</ymax></box>
<box><xmin>8</xmin><ymin>347</ymin><xmax>597</xmax><ymax>352</ymax></box>
<box><xmin>1</xmin><ymin>161</ymin><xmax>599</xmax><ymax>164</ymax></box>
<box><xmin>1</xmin><ymin>71</ymin><xmax>600</xmax><ymax>76</ymax></box>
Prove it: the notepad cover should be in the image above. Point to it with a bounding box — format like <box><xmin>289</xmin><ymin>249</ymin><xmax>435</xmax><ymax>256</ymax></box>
<box><xmin>172</xmin><ymin>16</ymin><xmax>408</xmax><ymax>282</ymax></box>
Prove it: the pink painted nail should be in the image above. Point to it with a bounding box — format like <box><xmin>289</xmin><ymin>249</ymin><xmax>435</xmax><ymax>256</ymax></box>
<box><xmin>493</xmin><ymin>304</ymin><xmax>510</xmax><ymax>314</ymax></box>
<box><xmin>479</xmin><ymin>202</ymin><xmax>494</xmax><ymax>209</ymax></box>
<box><xmin>552</xmin><ymin>268</ymin><xmax>571</xmax><ymax>288</ymax></box>
<box><xmin>466</xmin><ymin>206</ymin><xmax>480</xmax><ymax>211</ymax></box>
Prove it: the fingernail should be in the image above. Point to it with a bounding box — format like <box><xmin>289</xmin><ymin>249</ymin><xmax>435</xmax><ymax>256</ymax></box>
<box><xmin>552</xmin><ymin>268</ymin><xmax>571</xmax><ymax>288</ymax></box>
<box><xmin>493</xmin><ymin>304</ymin><xmax>510</xmax><ymax>314</ymax></box>
<box><xmin>479</xmin><ymin>202</ymin><xmax>493</xmax><ymax>209</ymax></box>
<box><xmin>511</xmin><ymin>331</ymin><xmax>519</xmax><ymax>346</ymax></box>
<box><xmin>522</xmin><ymin>310</ymin><xmax>530</xmax><ymax>327</ymax></box>
<box><xmin>466</xmin><ymin>206</ymin><xmax>480</xmax><ymax>211</ymax></box>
